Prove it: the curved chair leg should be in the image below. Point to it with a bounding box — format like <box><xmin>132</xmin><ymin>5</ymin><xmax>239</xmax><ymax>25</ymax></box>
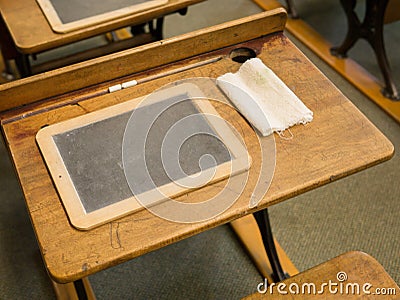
<box><xmin>367</xmin><ymin>0</ymin><xmax>399</xmax><ymax>99</ymax></box>
<box><xmin>15</xmin><ymin>54</ymin><xmax>31</xmax><ymax>77</ymax></box>
<box><xmin>131</xmin><ymin>17</ymin><xmax>164</xmax><ymax>43</ymax></box>
<box><xmin>330</xmin><ymin>0</ymin><xmax>358</xmax><ymax>58</ymax></box>
<box><xmin>331</xmin><ymin>0</ymin><xmax>399</xmax><ymax>100</ymax></box>
<box><xmin>1</xmin><ymin>59</ymin><xmax>15</xmax><ymax>80</ymax></box>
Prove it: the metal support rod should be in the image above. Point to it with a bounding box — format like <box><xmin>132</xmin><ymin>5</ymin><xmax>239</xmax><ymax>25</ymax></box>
<box><xmin>253</xmin><ymin>209</ymin><xmax>288</xmax><ymax>282</ymax></box>
<box><xmin>73</xmin><ymin>279</ymin><xmax>88</xmax><ymax>300</ymax></box>
<box><xmin>1</xmin><ymin>59</ymin><xmax>15</xmax><ymax>80</ymax></box>
<box><xmin>154</xmin><ymin>17</ymin><xmax>164</xmax><ymax>40</ymax></box>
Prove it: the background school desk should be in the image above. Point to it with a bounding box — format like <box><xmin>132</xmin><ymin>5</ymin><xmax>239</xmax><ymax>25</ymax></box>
<box><xmin>0</xmin><ymin>9</ymin><xmax>394</xmax><ymax>298</ymax></box>
<box><xmin>0</xmin><ymin>0</ymin><xmax>204</xmax><ymax>77</ymax></box>
<box><xmin>278</xmin><ymin>0</ymin><xmax>400</xmax><ymax>99</ymax></box>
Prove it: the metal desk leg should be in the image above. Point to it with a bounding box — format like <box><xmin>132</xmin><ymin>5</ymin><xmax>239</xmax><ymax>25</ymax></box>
<box><xmin>15</xmin><ymin>54</ymin><xmax>31</xmax><ymax>78</ymax></box>
<box><xmin>131</xmin><ymin>23</ymin><xmax>147</xmax><ymax>36</ymax></box>
<box><xmin>285</xmin><ymin>0</ymin><xmax>299</xmax><ymax>19</ymax></box>
<box><xmin>253</xmin><ymin>209</ymin><xmax>289</xmax><ymax>282</ymax></box>
<box><xmin>73</xmin><ymin>279</ymin><xmax>89</xmax><ymax>300</ymax></box>
<box><xmin>1</xmin><ymin>59</ymin><xmax>15</xmax><ymax>80</ymax></box>
<box><xmin>178</xmin><ymin>7</ymin><xmax>188</xmax><ymax>16</ymax></box>
<box><xmin>330</xmin><ymin>0</ymin><xmax>358</xmax><ymax>58</ymax></box>
<box><xmin>331</xmin><ymin>0</ymin><xmax>399</xmax><ymax>100</ymax></box>
<box><xmin>1</xmin><ymin>13</ymin><xmax>29</xmax><ymax>78</ymax></box>
<box><xmin>52</xmin><ymin>277</ymin><xmax>95</xmax><ymax>300</ymax></box>
<box><xmin>149</xmin><ymin>17</ymin><xmax>164</xmax><ymax>40</ymax></box>
<box><xmin>131</xmin><ymin>17</ymin><xmax>164</xmax><ymax>41</ymax></box>
<box><xmin>148</xmin><ymin>8</ymin><xmax>186</xmax><ymax>40</ymax></box>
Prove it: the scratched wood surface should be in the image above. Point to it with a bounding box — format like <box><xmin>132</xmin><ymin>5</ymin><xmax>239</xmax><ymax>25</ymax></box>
<box><xmin>0</xmin><ymin>0</ymin><xmax>204</xmax><ymax>53</ymax></box>
<box><xmin>245</xmin><ymin>251</ymin><xmax>400</xmax><ymax>299</ymax></box>
<box><xmin>0</xmin><ymin>10</ymin><xmax>394</xmax><ymax>283</ymax></box>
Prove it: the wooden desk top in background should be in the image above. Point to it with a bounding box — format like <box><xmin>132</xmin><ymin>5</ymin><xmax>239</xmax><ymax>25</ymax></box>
<box><xmin>0</xmin><ymin>0</ymin><xmax>204</xmax><ymax>54</ymax></box>
<box><xmin>0</xmin><ymin>10</ymin><xmax>394</xmax><ymax>283</ymax></box>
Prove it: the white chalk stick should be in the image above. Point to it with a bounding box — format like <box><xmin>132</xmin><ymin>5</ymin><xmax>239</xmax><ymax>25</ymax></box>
<box><xmin>108</xmin><ymin>84</ymin><xmax>122</xmax><ymax>93</ymax></box>
<box><xmin>122</xmin><ymin>80</ymin><xmax>138</xmax><ymax>89</ymax></box>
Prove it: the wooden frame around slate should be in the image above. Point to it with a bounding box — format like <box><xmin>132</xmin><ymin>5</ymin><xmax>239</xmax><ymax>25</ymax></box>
<box><xmin>36</xmin><ymin>0</ymin><xmax>168</xmax><ymax>33</ymax></box>
<box><xmin>36</xmin><ymin>83</ymin><xmax>251</xmax><ymax>230</ymax></box>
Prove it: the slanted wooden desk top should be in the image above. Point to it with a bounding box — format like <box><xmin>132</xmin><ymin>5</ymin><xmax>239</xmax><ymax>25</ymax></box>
<box><xmin>0</xmin><ymin>10</ymin><xmax>393</xmax><ymax>283</ymax></box>
<box><xmin>0</xmin><ymin>0</ymin><xmax>204</xmax><ymax>54</ymax></box>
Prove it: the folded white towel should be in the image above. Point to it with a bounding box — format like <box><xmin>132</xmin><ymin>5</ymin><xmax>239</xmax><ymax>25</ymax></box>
<box><xmin>217</xmin><ymin>58</ymin><xmax>313</xmax><ymax>136</ymax></box>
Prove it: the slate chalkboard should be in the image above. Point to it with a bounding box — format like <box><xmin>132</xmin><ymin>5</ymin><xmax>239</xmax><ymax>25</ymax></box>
<box><xmin>36</xmin><ymin>83</ymin><xmax>250</xmax><ymax>230</ymax></box>
<box><xmin>36</xmin><ymin>0</ymin><xmax>168</xmax><ymax>33</ymax></box>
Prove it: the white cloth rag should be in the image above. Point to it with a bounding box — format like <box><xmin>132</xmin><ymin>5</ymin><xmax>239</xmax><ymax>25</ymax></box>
<box><xmin>216</xmin><ymin>58</ymin><xmax>313</xmax><ymax>136</ymax></box>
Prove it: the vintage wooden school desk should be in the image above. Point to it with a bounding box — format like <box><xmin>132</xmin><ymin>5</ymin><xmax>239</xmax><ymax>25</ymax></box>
<box><xmin>0</xmin><ymin>9</ymin><xmax>394</xmax><ymax>298</ymax></box>
<box><xmin>0</xmin><ymin>0</ymin><xmax>204</xmax><ymax>77</ymax></box>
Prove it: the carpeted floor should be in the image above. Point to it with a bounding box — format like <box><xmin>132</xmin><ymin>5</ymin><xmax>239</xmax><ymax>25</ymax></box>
<box><xmin>0</xmin><ymin>0</ymin><xmax>399</xmax><ymax>299</ymax></box>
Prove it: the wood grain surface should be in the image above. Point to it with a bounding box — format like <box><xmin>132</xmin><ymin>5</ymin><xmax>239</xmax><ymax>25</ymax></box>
<box><xmin>0</xmin><ymin>10</ymin><xmax>394</xmax><ymax>283</ymax></box>
<box><xmin>245</xmin><ymin>251</ymin><xmax>400</xmax><ymax>299</ymax></box>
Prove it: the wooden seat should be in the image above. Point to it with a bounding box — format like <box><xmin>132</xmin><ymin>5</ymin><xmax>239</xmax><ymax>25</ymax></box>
<box><xmin>245</xmin><ymin>251</ymin><xmax>400</xmax><ymax>299</ymax></box>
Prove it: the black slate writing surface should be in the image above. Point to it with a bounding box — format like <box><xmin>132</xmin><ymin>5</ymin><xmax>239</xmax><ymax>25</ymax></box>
<box><xmin>52</xmin><ymin>96</ymin><xmax>231</xmax><ymax>213</ymax></box>
<box><xmin>36</xmin><ymin>82</ymin><xmax>251</xmax><ymax>229</ymax></box>
<box><xmin>49</xmin><ymin>0</ymin><xmax>150</xmax><ymax>23</ymax></box>
<box><xmin>36</xmin><ymin>0</ymin><xmax>167</xmax><ymax>33</ymax></box>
